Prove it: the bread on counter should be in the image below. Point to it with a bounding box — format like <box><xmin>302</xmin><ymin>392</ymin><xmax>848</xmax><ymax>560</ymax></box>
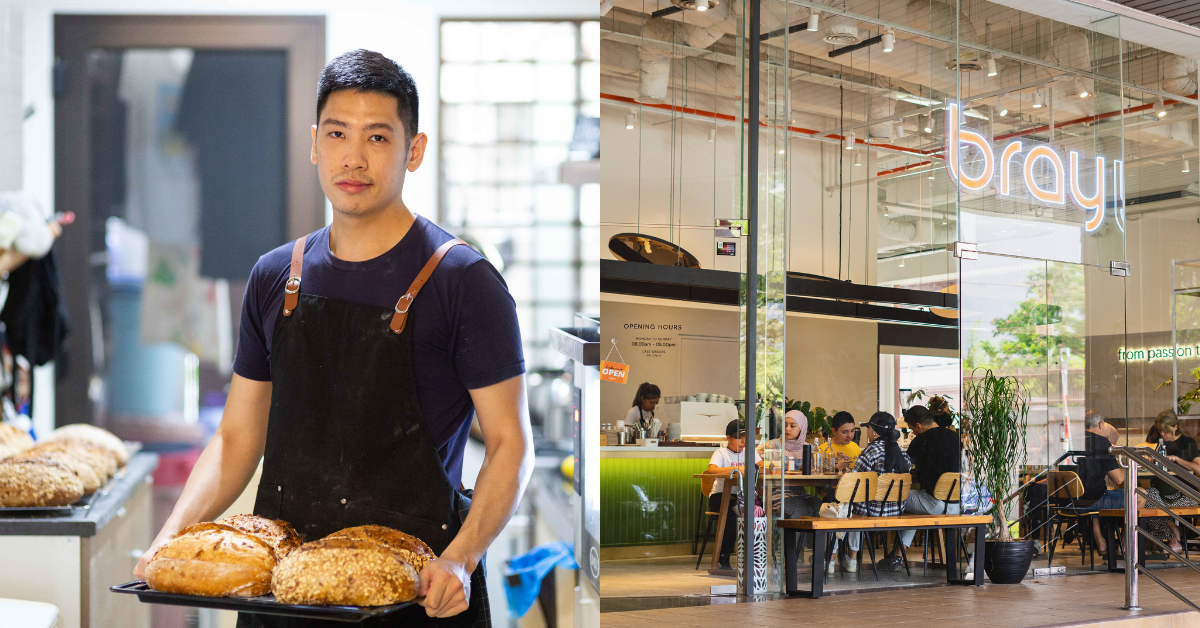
<box><xmin>0</xmin><ymin>423</ymin><xmax>34</xmax><ymax>460</ymax></box>
<box><xmin>36</xmin><ymin>439</ymin><xmax>119</xmax><ymax>478</ymax></box>
<box><xmin>145</xmin><ymin>523</ymin><xmax>277</xmax><ymax>597</ymax></box>
<box><xmin>0</xmin><ymin>459</ymin><xmax>86</xmax><ymax>507</ymax></box>
<box><xmin>9</xmin><ymin>446</ymin><xmax>106</xmax><ymax>494</ymax></box>
<box><xmin>43</xmin><ymin>423</ymin><xmax>129</xmax><ymax>465</ymax></box>
<box><xmin>324</xmin><ymin>524</ymin><xmax>437</xmax><ymax>571</ymax></box>
<box><xmin>272</xmin><ymin>537</ymin><xmax>419</xmax><ymax>606</ymax></box>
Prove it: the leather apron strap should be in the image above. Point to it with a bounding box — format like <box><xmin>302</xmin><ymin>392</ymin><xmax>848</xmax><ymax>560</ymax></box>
<box><xmin>282</xmin><ymin>235</ymin><xmax>306</xmax><ymax>317</ymax></box>
<box><xmin>390</xmin><ymin>238</ymin><xmax>467</xmax><ymax>334</ymax></box>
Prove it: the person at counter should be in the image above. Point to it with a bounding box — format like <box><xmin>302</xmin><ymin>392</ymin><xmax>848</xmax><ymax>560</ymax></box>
<box><xmin>817</xmin><ymin>411</ymin><xmax>861</xmax><ymax>473</ymax></box>
<box><xmin>707</xmin><ymin>419</ymin><xmax>763</xmax><ymax>570</ymax></box>
<box><xmin>1145</xmin><ymin>410</ymin><xmax>1200</xmax><ymax>550</ymax></box>
<box><xmin>134</xmin><ymin>50</ymin><xmax>533</xmax><ymax>626</ymax></box>
<box><xmin>625</xmin><ymin>382</ymin><xmax>660</xmax><ymax>430</ymax></box>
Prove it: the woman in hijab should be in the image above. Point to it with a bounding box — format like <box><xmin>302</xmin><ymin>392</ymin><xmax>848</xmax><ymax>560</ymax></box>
<box><xmin>830</xmin><ymin>412</ymin><xmax>913</xmax><ymax>575</ymax></box>
<box><xmin>762</xmin><ymin>410</ymin><xmax>822</xmax><ymax>566</ymax></box>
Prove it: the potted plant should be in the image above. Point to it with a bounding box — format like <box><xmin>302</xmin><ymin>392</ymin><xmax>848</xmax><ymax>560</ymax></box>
<box><xmin>963</xmin><ymin>368</ymin><xmax>1034</xmax><ymax>584</ymax></box>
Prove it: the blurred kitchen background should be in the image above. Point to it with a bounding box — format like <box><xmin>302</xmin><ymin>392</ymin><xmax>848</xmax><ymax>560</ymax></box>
<box><xmin>1</xmin><ymin>0</ymin><xmax>598</xmax><ymax>626</ymax></box>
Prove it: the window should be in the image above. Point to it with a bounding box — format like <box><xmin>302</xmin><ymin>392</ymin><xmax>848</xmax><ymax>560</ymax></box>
<box><xmin>440</xmin><ymin>20</ymin><xmax>599</xmax><ymax>370</ymax></box>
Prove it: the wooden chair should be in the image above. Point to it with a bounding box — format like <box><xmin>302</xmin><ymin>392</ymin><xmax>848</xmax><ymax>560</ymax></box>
<box><xmin>922</xmin><ymin>472</ymin><xmax>966</xmax><ymax>575</ymax></box>
<box><xmin>822</xmin><ymin>472</ymin><xmax>878</xmax><ymax>581</ymax></box>
<box><xmin>1045</xmin><ymin>470</ymin><xmax>1098</xmax><ymax>569</ymax></box>
<box><xmin>694</xmin><ymin>476</ymin><xmax>719</xmax><ymax>569</ymax></box>
<box><xmin>867</xmin><ymin>473</ymin><xmax>912</xmax><ymax>578</ymax></box>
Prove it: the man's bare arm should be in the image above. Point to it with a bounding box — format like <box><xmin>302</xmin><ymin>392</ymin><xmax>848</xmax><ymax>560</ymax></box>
<box><xmin>419</xmin><ymin>374</ymin><xmax>532</xmax><ymax>617</ymax></box>
<box><xmin>134</xmin><ymin>374</ymin><xmax>273</xmax><ymax>578</ymax></box>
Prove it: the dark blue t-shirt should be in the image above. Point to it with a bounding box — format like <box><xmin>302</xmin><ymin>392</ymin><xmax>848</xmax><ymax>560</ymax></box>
<box><xmin>233</xmin><ymin>215</ymin><xmax>525</xmax><ymax>487</ymax></box>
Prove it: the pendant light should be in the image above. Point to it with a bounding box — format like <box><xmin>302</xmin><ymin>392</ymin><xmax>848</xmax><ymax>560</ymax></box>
<box><xmin>1076</xmin><ymin>77</ymin><xmax>1090</xmax><ymax>98</ymax></box>
<box><xmin>997</xmin><ymin>93</ymin><xmax>1009</xmax><ymax>117</ymax></box>
<box><xmin>844</xmin><ymin>130</ymin><xmax>855</xmax><ymax>150</ymax></box>
<box><xmin>1032</xmin><ymin>90</ymin><xmax>1043</xmax><ymax>108</ymax></box>
<box><xmin>625</xmin><ymin>111</ymin><xmax>636</xmax><ymax>129</ymax></box>
<box><xmin>922</xmin><ymin>115</ymin><xmax>932</xmax><ymax>134</ymax></box>
<box><xmin>986</xmin><ymin>56</ymin><xmax>998</xmax><ymax>77</ymax></box>
<box><xmin>1154</xmin><ymin>97</ymin><xmax>1167</xmax><ymax>118</ymax></box>
<box><xmin>894</xmin><ymin>119</ymin><xmax>905</xmax><ymax>138</ymax></box>
<box><xmin>1184</xmin><ymin>158</ymin><xmax>1191</xmax><ymax>174</ymax></box>
<box><xmin>694</xmin><ymin>0</ymin><xmax>708</xmax><ymax>11</ymax></box>
<box><xmin>882</xmin><ymin>29</ymin><xmax>895</xmax><ymax>53</ymax></box>
<box><xmin>708</xmin><ymin>128</ymin><xmax>715</xmax><ymax>142</ymax></box>
<box><xmin>854</xmin><ymin>151</ymin><xmax>862</xmax><ymax>167</ymax></box>
<box><xmin>808</xmin><ymin>11</ymin><xmax>820</xmax><ymax>31</ymax></box>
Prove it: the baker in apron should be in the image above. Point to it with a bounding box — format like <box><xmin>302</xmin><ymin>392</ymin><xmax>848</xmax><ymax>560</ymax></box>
<box><xmin>136</xmin><ymin>50</ymin><xmax>530</xmax><ymax>628</ymax></box>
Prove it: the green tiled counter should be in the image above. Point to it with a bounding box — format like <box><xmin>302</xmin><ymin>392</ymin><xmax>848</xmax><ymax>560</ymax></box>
<box><xmin>599</xmin><ymin>446</ymin><xmax>716</xmax><ymax>547</ymax></box>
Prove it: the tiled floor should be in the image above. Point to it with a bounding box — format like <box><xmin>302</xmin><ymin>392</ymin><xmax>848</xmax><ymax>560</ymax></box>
<box><xmin>601</xmin><ymin>568</ymin><xmax>1200</xmax><ymax>628</ymax></box>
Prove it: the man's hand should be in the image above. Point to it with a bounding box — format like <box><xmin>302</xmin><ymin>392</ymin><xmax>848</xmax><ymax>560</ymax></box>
<box><xmin>418</xmin><ymin>554</ymin><xmax>473</xmax><ymax>618</ymax></box>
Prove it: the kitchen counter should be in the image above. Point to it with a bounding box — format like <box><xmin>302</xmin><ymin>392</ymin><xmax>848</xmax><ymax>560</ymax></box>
<box><xmin>0</xmin><ymin>451</ymin><xmax>157</xmax><ymax>628</ymax></box>
<box><xmin>600</xmin><ymin>445</ymin><xmax>718</xmax><ymax>458</ymax></box>
<box><xmin>0</xmin><ymin>451</ymin><xmax>158</xmax><ymax>536</ymax></box>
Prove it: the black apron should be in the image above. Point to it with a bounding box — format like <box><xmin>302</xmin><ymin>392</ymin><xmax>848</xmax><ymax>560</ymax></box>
<box><xmin>236</xmin><ymin>235</ymin><xmax>490</xmax><ymax>628</ymax></box>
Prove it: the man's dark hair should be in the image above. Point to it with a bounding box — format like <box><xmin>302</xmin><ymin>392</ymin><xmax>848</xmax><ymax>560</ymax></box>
<box><xmin>830</xmin><ymin>411</ymin><xmax>855</xmax><ymax>431</ymax></box>
<box><xmin>904</xmin><ymin>405</ymin><xmax>935</xmax><ymax>427</ymax></box>
<box><xmin>317</xmin><ymin>49</ymin><xmax>418</xmax><ymax>144</ymax></box>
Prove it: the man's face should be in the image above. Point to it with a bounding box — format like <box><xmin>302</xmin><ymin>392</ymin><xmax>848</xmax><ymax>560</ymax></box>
<box><xmin>311</xmin><ymin>90</ymin><xmax>428</xmax><ymax>218</ymax></box>
<box><xmin>833</xmin><ymin>423</ymin><xmax>855</xmax><ymax>445</ymax></box>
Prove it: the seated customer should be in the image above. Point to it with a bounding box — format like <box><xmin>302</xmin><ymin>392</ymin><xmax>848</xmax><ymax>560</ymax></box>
<box><xmin>875</xmin><ymin>405</ymin><xmax>962</xmax><ymax>571</ymax></box>
<box><xmin>829</xmin><ymin>412</ymin><xmax>912</xmax><ymax>574</ymax></box>
<box><xmin>1079</xmin><ymin>410</ymin><xmax>1144</xmax><ymax>553</ymax></box>
<box><xmin>928</xmin><ymin>396</ymin><xmax>956</xmax><ymax>430</ymax></box>
<box><xmin>1144</xmin><ymin>410</ymin><xmax>1200</xmax><ymax>551</ymax></box>
<box><xmin>763</xmin><ymin>411</ymin><xmax>822</xmax><ymax>555</ymax></box>
<box><xmin>707</xmin><ymin>419</ymin><xmax>763</xmax><ymax>570</ymax></box>
<box><xmin>817</xmin><ymin>411</ymin><xmax>862</xmax><ymax>474</ymax></box>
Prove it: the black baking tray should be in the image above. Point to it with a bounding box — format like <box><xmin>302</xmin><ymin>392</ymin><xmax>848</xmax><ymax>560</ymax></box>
<box><xmin>0</xmin><ymin>480</ymin><xmax>105</xmax><ymax>515</ymax></box>
<box><xmin>111</xmin><ymin>581</ymin><xmax>415</xmax><ymax>622</ymax></box>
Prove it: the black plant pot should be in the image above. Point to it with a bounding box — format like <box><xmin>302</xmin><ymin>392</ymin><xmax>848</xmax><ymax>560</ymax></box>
<box><xmin>984</xmin><ymin>540</ymin><xmax>1036</xmax><ymax>584</ymax></box>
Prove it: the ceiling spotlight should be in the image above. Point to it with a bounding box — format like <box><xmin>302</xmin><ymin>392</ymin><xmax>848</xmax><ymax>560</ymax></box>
<box><xmin>882</xmin><ymin>29</ymin><xmax>895</xmax><ymax>53</ymax></box>
<box><xmin>1185</xmin><ymin>159</ymin><xmax>1191</xmax><ymax>174</ymax></box>
<box><xmin>899</xmin><ymin>256</ymin><xmax>906</xmax><ymax>267</ymax></box>
<box><xmin>808</xmin><ymin>11</ymin><xmax>820</xmax><ymax>31</ymax></box>
<box><xmin>997</xmin><ymin>94</ymin><xmax>1009</xmax><ymax>117</ymax></box>
<box><xmin>708</xmin><ymin>128</ymin><xmax>715</xmax><ymax>142</ymax></box>
<box><xmin>694</xmin><ymin>0</ymin><xmax>708</xmax><ymax>11</ymax></box>
<box><xmin>625</xmin><ymin>112</ymin><xmax>636</xmax><ymax>129</ymax></box>
<box><xmin>986</xmin><ymin>56</ymin><xmax>998</xmax><ymax>77</ymax></box>
<box><xmin>894</xmin><ymin>120</ymin><xmax>906</xmax><ymax>138</ymax></box>
<box><xmin>854</xmin><ymin>151</ymin><xmax>862</xmax><ymax>166</ymax></box>
<box><xmin>778</xmin><ymin>147</ymin><xmax>786</xmax><ymax>155</ymax></box>
<box><xmin>1154</xmin><ymin>97</ymin><xmax>1167</xmax><ymax>118</ymax></box>
<box><xmin>1076</xmin><ymin>77</ymin><xmax>1089</xmax><ymax>98</ymax></box>
<box><xmin>928</xmin><ymin>171</ymin><xmax>935</xmax><ymax>180</ymax></box>
<box><xmin>1032</xmin><ymin>90</ymin><xmax>1043</xmax><ymax>108</ymax></box>
<box><xmin>922</xmin><ymin>115</ymin><xmax>932</xmax><ymax>134</ymax></box>
<box><xmin>941</xmin><ymin>215</ymin><xmax>948</xmax><ymax>225</ymax></box>
<box><xmin>844</xmin><ymin>130</ymin><xmax>855</xmax><ymax>150</ymax></box>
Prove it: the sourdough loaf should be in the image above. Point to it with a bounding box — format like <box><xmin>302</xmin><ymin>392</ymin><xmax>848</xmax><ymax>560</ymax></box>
<box><xmin>9</xmin><ymin>447</ymin><xmax>105</xmax><ymax>494</ymax></box>
<box><xmin>272</xmin><ymin>537</ymin><xmax>419</xmax><ymax>606</ymax></box>
<box><xmin>0</xmin><ymin>460</ymin><xmax>85</xmax><ymax>506</ymax></box>
<box><xmin>324</xmin><ymin>524</ymin><xmax>436</xmax><ymax>571</ymax></box>
<box><xmin>216</xmin><ymin>514</ymin><xmax>302</xmax><ymax>558</ymax></box>
<box><xmin>0</xmin><ymin>424</ymin><xmax>34</xmax><ymax>460</ymax></box>
<box><xmin>145</xmin><ymin>523</ymin><xmax>277</xmax><ymax>597</ymax></box>
<box><xmin>44</xmin><ymin>424</ymin><xmax>129</xmax><ymax>465</ymax></box>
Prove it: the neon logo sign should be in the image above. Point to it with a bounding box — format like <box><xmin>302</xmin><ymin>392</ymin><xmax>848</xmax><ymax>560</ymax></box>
<box><xmin>944</xmin><ymin>102</ymin><xmax>1125</xmax><ymax>232</ymax></box>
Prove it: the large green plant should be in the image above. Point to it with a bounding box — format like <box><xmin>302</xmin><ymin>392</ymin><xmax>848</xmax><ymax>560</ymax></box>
<box><xmin>963</xmin><ymin>368</ymin><xmax>1029</xmax><ymax>541</ymax></box>
<box><xmin>1154</xmin><ymin>366</ymin><xmax>1200</xmax><ymax>415</ymax></box>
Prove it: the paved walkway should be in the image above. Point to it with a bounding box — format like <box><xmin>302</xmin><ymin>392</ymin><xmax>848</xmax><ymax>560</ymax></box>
<box><xmin>601</xmin><ymin>569</ymin><xmax>1200</xmax><ymax>628</ymax></box>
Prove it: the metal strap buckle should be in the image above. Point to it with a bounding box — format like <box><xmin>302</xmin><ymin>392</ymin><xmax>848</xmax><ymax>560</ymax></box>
<box><xmin>395</xmin><ymin>293</ymin><xmax>415</xmax><ymax>315</ymax></box>
<box><xmin>284</xmin><ymin>276</ymin><xmax>301</xmax><ymax>294</ymax></box>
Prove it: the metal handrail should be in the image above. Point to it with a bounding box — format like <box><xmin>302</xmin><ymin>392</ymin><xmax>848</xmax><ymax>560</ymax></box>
<box><xmin>1110</xmin><ymin>446</ymin><xmax>1200</xmax><ymax>612</ymax></box>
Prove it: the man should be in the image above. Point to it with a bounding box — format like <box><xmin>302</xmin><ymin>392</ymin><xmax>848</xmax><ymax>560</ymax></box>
<box><xmin>1080</xmin><ymin>409</ymin><xmax>1143</xmax><ymax>553</ymax></box>
<box><xmin>706</xmin><ymin>419</ymin><xmax>763</xmax><ymax>570</ymax></box>
<box><xmin>816</xmin><ymin>411</ymin><xmax>861</xmax><ymax>474</ymax></box>
<box><xmin>879</xmin><ymin>406</ymin><xmax>962</xmax><ymax>571</ymax></box>
<box><xmin>134</xmin><ymin>50</ymin><xmax>532</xmax><ymax>627</ymax></box>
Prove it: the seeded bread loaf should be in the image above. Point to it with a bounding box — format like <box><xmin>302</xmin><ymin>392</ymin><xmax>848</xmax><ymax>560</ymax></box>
<box><xmin>44</xmin><ymin>424</ymin><xmax>129</xmax><ymax>465</ymax></box>
<box><xmin>37</xmin><ymin>439</ymin><xmax>119</xmax><ymax>477</ymax></box>
<box><xmin>9</xmin><ymin>447</ymin><xmax>105</xmax><ymax>494</ymax></box>
<box><xmin>0</xmin><ymin>424</ymin><xmax>34</xmax><ymax>460</ymax></box>
<box><xmin>324</xmin><ymin>524</ymin><xmax>436</xmax><ymax>571</ymax></box>
<box><xmin>145</xmin><ymin>523</ymin><xmax>277</xmax><ymax>597</ymax></box>
<box><xmin>214</xmin><ymin>514</ymin><xmax>302</xmax><ymax>559</ymax></box>
<box><xmin>0</xmin><ymin>460</ymin><xmax>85</xmax><ymax>506</ymax></box>
<box><xmin>272</xmin><ymin>537</ymin><xmax>419</xmax><ymax>606</ymax></box>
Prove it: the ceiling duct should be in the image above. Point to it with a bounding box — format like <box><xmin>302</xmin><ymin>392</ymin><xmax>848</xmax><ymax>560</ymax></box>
<box><xmin>866</xmin><ymin>92</ymin><xmax>896</xmax><ymax>143</ymax></box>
<box><xmin>634</xmin><ymin>14</ymin><xmax>731</xmax><ymax>102</ymax></box>
<box><xmin>1162</xmin><ymin>55</ymin><xmax>1198</xmax><ymax>97</ymax></box>
<box><xmin>823</xmin><ymin>16</ymin><xmax>861</xmax><ymax>45</ymax></box>
<box><xmin>905</xmin><ymin>0</ymin><xmax>983</xmax><ymax>72</ymax></box>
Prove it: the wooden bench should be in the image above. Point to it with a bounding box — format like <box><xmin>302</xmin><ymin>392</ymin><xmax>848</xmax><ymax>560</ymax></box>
<box><xmin>1096</xmin><ymin>506</ymin><xmax>1200</xmax><ymax>571</ymax></box>
<box><xmin>778</xmin><ymin>514</ymin><xmax>992</xmax><ymax>598</ymax></box>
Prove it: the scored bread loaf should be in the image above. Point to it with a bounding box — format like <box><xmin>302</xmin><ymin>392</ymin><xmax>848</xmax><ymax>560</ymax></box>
<box><xmin>44</xmin><ymin>424</ymin><xmax>129</xmax><ymax>466</ymax></box>
<box><xmin>0</xmin><ymin>424</ymin><xmax>34</xmax><ymax>460</ymax></box>
<box><xmin>0</xmin><ymin>460</ymin><xmax>85</xmax><ymax>506</ymax></box>
<box><xmin>9</xmin><ymin>447</ymin><xmax>105</xmax><ymax>494</ymax></box>
<box><xmin>324</xmin><ymin>524</ymin><xmax>436</xmax><ymax>571</ymax></box>
<box><xmin>37</xmin><ymin>439</ymin><xmax>120</xmax><ymax>477</ymax></box>
<box><xmin>272</xmin><ymin>537</ymin><xmax>419</xmax><ymax>606</ymax></box>
<box><xmin>216</xmin><ymin>514</ymin><xmax>302</xmax><ymax>559</ymax></box>
<box><xmin>145</xmin><ymin>523</ymin><xmax>278</xmax><ymax>597</ymax></box>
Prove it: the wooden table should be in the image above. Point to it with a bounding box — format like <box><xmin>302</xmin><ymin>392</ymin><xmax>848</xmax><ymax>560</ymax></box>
<box><xmin>693</xmin><ymin>472</ymin><xmax>840</xmax><ymax>575</ymax></box>
<box><xmin>1097</xmin><ymin>506</ymin><xmax>1200</xmax><ymax>571</ymax></box>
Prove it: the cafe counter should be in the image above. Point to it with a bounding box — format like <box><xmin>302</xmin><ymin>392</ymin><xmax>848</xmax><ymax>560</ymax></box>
<box><xmin>600</xmin><ymin>444</ymin><xmax>717</xmax><ymax>556</ymax></box>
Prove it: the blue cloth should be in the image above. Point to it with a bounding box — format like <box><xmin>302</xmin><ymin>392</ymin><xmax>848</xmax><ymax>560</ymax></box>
<box><xmin>503</xmin><ymin>541</ymin><xmax>578</xmax><ymax>618</ymax></box>
<box><xmin>233</xmin><ymin>215</ymin><xmax>525</xmax><ymax>487</ymax></box>
<box><xmin>1093</xmin><ymin>489</ymin><xmax>1125</xmax><ymax>510</ymax></box>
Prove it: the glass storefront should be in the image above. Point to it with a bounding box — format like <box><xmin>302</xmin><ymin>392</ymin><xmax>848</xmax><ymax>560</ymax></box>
<box><xmin>600</xmin><ymin>0</ymin><xmax>1200</xmax><ymax>598</ymax></box>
